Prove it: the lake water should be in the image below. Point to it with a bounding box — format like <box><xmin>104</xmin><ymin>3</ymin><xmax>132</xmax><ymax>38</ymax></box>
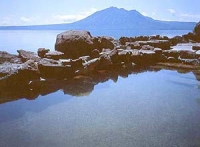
<box><xmin>0</xmin><ymin>29</ymin><xmax>191</xmax><ymax>54</ymax></box>
<box><xmin>0</xmin><ymin>30</ymin><xmax>200</xmax><ymax>147</ymax></box>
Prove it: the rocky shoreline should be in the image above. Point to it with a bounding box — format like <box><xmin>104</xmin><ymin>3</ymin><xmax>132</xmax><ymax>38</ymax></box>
<box><xmin>0</xmin><ymin>22</ymin><xmax>200</xmax><ymax>103</ymax></box>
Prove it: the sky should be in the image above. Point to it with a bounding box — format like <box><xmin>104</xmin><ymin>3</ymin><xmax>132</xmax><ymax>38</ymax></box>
<box><xmin>0</xmin><ymin>0</ymin><xmax>200</xmax><ymax>26</ymax></box>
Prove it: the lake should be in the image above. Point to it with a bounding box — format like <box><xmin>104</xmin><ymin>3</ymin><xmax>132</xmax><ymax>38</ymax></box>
<box><xmin>0</xmin><ymin>30</ymin><xmax>200</xmax><ymax>147</ymax></box>
<box><xmin>0</xmin><ymin>29</ymin><xmax>191</xmax><ymax>54</ymax></box>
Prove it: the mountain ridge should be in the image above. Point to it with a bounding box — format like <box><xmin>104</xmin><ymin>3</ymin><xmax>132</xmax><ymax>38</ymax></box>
<box><xmin>0</xmin><ymin>6</ymin><xmax>196</xmax><ymax>30</ymax></box>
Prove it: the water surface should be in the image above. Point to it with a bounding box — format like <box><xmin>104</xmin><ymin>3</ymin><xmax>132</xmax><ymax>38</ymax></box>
<box><xmin>0</xmin><ymin>29</ymin><xmax>200</xmax><ymax>147</ymax></box>
<box><xmin>0</xmin><ymin>70</ymin><xmax>200</xmax><ymax>147</ymax></box>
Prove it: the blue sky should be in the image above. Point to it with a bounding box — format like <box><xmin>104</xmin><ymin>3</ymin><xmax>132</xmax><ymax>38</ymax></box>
<box><xmin>0</xmin><ymin>0</ymin><xmax>199</xmax><ymax>26</ymax></box>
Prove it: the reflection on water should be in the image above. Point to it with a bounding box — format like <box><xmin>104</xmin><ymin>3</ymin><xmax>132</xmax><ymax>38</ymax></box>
<box><xmin>0</xmin><ymin>68</ymin><xmax>200</xmax><ymax>147</ymax></box>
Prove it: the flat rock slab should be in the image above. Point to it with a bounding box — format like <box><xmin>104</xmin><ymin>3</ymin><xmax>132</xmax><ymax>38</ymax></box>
<box><xmin>17</xmin><ymin>50</ymin><xmax>41</xmax><ymax>62</ymax></box>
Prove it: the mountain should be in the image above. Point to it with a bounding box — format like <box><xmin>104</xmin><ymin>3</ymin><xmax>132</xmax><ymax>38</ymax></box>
<box><xmin>0</xmin><ymin>7</ymin><xmax>196</xmax><ymax>30</ymax></box>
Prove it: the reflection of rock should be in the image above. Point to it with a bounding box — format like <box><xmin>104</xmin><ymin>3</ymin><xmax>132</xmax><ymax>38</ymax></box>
<box><xmin>196</xmin><ymin>98</ymin><xmax>200</xmax><ymax>105</ymax></box>
<box><xmin>193</xmin><ymin>71</ymin><xmax>200</xmax><ymax>81</ymax></box>
<box><xmin>0</xmin><ymin>60</ymin><xmax>40</xmax><ymax>103</ymax></box>
<box><xmin>62</xmin><ymin>76</ymin><xmax>95</xmax><ymax>96</ymax></box>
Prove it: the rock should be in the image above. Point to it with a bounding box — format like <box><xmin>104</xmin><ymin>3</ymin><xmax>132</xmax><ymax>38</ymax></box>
<box><xmin>179</xmin><ymin>58</ymin><xmax>199</xmax><ymax>65</ymax></box>
<box><xmin>44</xmin><ymin>51</ymin><xmax>65</xmax><ymax>60</ymax></box>
<box><xmin>153</xmin><ymin>48</ymin><xmax>162</xmax><ymax>54</ymax></box>
<box><xmin>119</xmin><ymin>37</ymin><xmax>129</xmax><ymax>45</ymax></box>
<box><xmin>141</xmin><ymin>45</ymin><xmax>154</xmax><ymax>50</ymax></box>
<box><xmin>55</xmin><ymin>30</ymin><xmax>94</xmax><ymax>59</ymax></box>
<box><xmin>109</xmin><ymin>49</ymin><xmax>119</xmax><ymax>63</ymax></box>
<box><xmin>170</xmin><ymin>36</ymin><xmax>185</xmax><ymax>45</ymax></box>
<box><xmin>126</xmin><ymin>42</ymin><xmax>141</xmax><ymax>49</ymax></box>
<box><xmin>38</xmin><ymin>58</ymin><xmax>74</xmax><ymax>79</ymax></box>
<box><xmin>0</xmin><ymin>60</ymin><xmax>40</xmax><ymax>88</ymax></box>
<box><xmin>76</xmin><ymin>58</ymin><xmax>100</xmax><ymax>75</ymax></box>
<box><xmin>196</xmin><ymin>50</ymin><xmax>200</xmax><ymax>58</ymax></box>
<box><xmin>137</xmin><ymin>40</ymin><xmax>171</xmax><ymax>50</ymax></box>
<box><xmin>37</xmin><ymin>48</ymin><xmax>50</xmax><ymax>58</ymax></box>
<box><xmin>100</xmin><ymin>37</ymin><xmax>115</xmax><ymax>49</ymax></box>
<box><xmin>118</xmin><ymin>49</ymin><xmax>133</xmax><ymax>63</ymax></box>
<box><xmin>17</xmin><ymin>49</ymin><xmax>41</xmax><ymax>62</ymax></box>
<box><xmin>60</xmin><ymin>59</ymin><xmax>72</xmax><ymax>66</ymax></box>
<box><xmin>157</xmin><ymin>54</ymin><xmax>168</xmax><ymax>62</ymax></box>
<box><xmin>134</xmin><ymin>36</ymin><xmax>149</xmax><ymax>41</ymax></box>
<box><xmin>98</xmin><ymin>53</ymin><xmax>112</xmax><ymax>69</ymax></box>
<box><xmin>178</xmin><ymin>50</ymin><xmax>196</xmax><ymax>59</ymax></box>
<box><xmin>90</xmin><ymin>49</ymin><xmax>100</xmax><ymax>58</ymax></box>
<box><xmin>167</xmin><ymin>57</ymin><xmax>177</xmax><ymax>63</ymax></box>
<box><xmin>194</xmin><ymin>21</ymin><xmax>200</xmax><ymax>36</ymax></box>
<box><xmin>192</xmin><ymin>45</ymin><xmax>200</xmax><ymax>51</ymax></box>
<box><xmin>0</xmin><ymin>51</ymin><xmax>22</xmax><ymax>64</ymax></box>
<box><xmin>139</xmin><ymin>50</ymin><xmax>156</xmax><ymax>64</ymax></box>
<box><xmin>71</xmin><ymin>58</ymin><xmax>84</xmax><ymax>69</ymax></box>
<box><xmin>79</xmin><ymin>56</ymin><xmax>91</xmax><ymax>63</ymax></box>
<box><xmin>139</xmin><ymin>50</ymin><xmax>156</xmax><ymax>56</ymax></box>
<box><xmin>182</xmin><ymin>32</ymin><xmax>197</xmax><ymax>42</ymax></box>
<box><xmin>93</xmin><ymin>36</ymin><xmax>114</xmax><ymax>51</ymax></box>
<box><xmin>162</xmin><ymin>50</ymin><xmax>179</xmax><ymax>59</ymax></box>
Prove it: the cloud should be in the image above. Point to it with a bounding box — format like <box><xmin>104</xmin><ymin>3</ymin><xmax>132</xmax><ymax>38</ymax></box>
<box><xmin>167</xmin><ymin>9</ymin><xmax>176</xmax><ymax>14</ymax></box>
<box><xmin>52</xmin><ymin>8</ymin><xmax>98</xmax><ymax>23</ymax></box>
<box><xmin>53</xmin><ymin>14</ymin><xmax>85</xmax><ymax>23</ymax></box>
<box><xmin>141</xmin><ymin>12</ymin><xmax>148</xmax><ymax>16</ymax></box>
<box><xmin>0</xmin><ymin>8</ymin><xmax>98</xmax><ymax>26</ymax></box>
<box><xmin>20</xmin><ymin>16</ymin><xmax>32</xmax><ymax>22</ymax></box>
<box><xmin>180</xmin><ymin>13</ymin><xmax>200</xmax><ymax>19</ymax></box>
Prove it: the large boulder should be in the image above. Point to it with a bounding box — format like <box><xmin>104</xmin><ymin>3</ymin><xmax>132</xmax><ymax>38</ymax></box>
<box><xmin>194</xmin><ymin>21</ymin><xmax>200</xmax><ymax>36</ymax></box>
<box><xmin>55</xmin><ymin>30</ymin><xmax>94</xmax><ymax>59</ymax></box>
